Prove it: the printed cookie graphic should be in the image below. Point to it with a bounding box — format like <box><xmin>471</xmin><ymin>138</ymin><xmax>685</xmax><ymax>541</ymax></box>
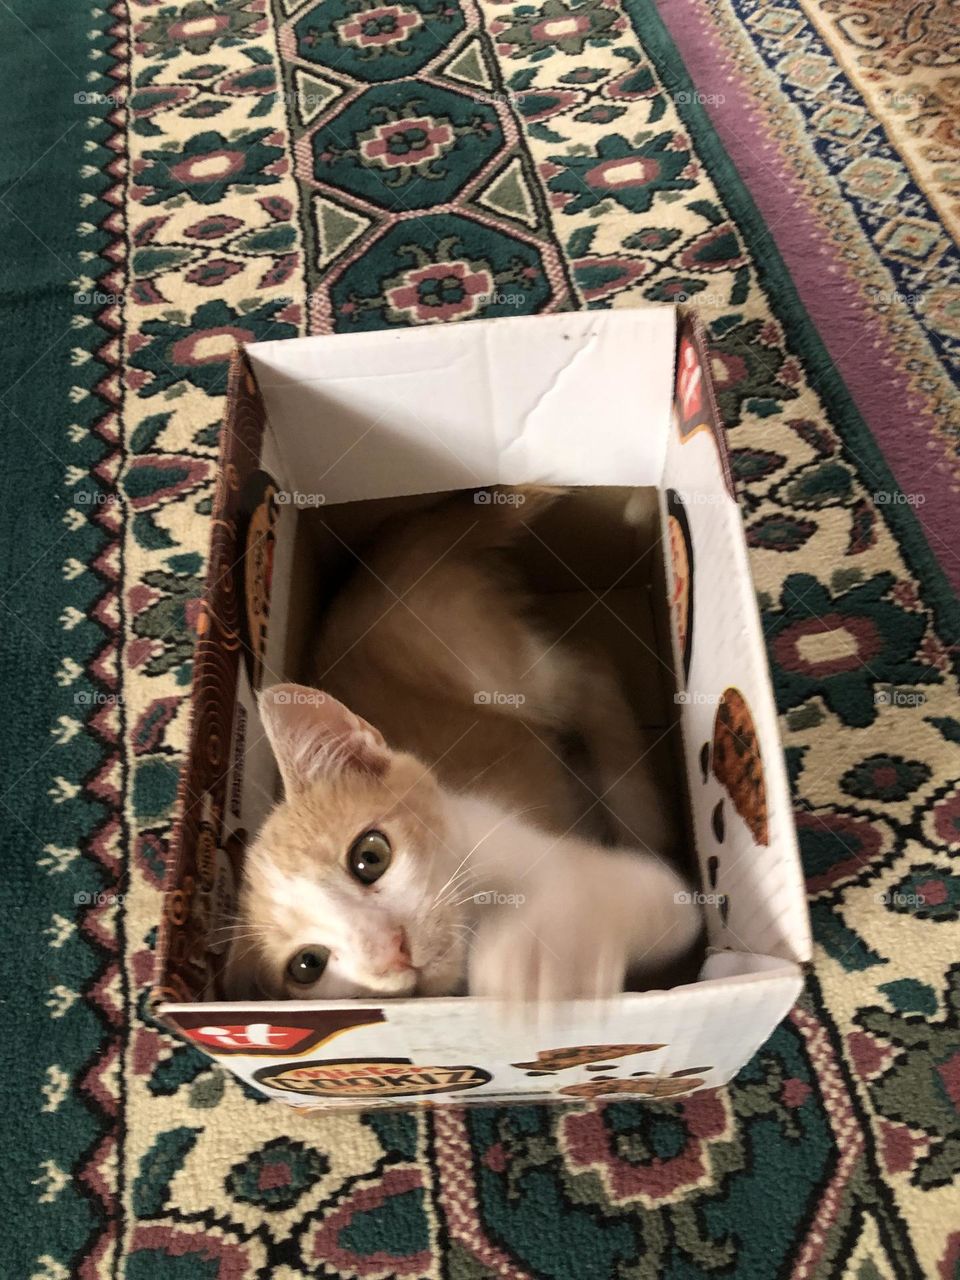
<box><xmin>673</xmin><ymin>319</ymin><xmax>736</xmax><ymax>499</ymax></box>
<box><xmin>560</xmin><ymin>1073</ymin><xmax>706</xmax><ymax>1099</ymax></box>
<box><xmin>254</xmin><ymin>1058</ymin><xmax>491</xmax><ymax>1099</ymax></box>
<box><xmin>235</xmin><ymin>469</ymin><xmax>279</xmax><ymax>691</ymax></box>
<box><xmin>675</xmin><ymin>334</ymin><xmax>704</xmax><ymax>430</ymax></box>
<box><xmin>712</xmin><ymin>688</ymin><xmax>769</xmax><ymax>846</ymax></box>
<box><xmin>665</xmin><ymin>490</ymin><xmax>693</xmax><ymax>684</ymax></box>
<box><xmin>512</xmin><ymin>1044</ymin><xmax>664</xmax><ymax>1074</ymax></box>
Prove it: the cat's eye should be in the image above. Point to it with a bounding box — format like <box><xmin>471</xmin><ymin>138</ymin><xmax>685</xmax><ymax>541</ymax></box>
<box><xmin>348</xmin><ymin>830</ymin><xmax>392</xmax><ymax>885</ymax></box>
<box><xmin>286</xmin><ymin>946</ymin><xmax>330</xmax><ymax>985</ymax></box>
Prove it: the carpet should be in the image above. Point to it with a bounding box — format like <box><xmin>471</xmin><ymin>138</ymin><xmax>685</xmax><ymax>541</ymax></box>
<box><xmin>2</xmin><ymin>0</ymin><xmax>959</xmax><ymax>1276</ymax></box>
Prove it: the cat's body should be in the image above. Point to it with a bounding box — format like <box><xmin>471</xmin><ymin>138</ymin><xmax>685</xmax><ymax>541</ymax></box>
<box><xmin>316</xmin><ymin>488</ymin><xmax>677</xmax><ymax>848</ymax></box>
<box><xmin>225</xmin><ymin>488</ymin><xmax>701</xmax><ymax>1003</ymax></box>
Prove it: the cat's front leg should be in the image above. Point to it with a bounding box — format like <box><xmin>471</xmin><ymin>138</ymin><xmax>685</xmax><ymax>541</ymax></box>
<box><xmin>468</xmin><ymin>846</ymin><xmax>701</xmax><ymax>1002</ymax></box>
<box><xmin>468</xmin><ymin>893</ymin><xmax>629</xmax><ymax>1002</ymax></box>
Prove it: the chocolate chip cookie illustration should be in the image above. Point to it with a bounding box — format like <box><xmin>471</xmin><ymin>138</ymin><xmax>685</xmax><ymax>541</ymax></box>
<box><xmin>666</xmin><ymin>490</ymin><xmax>694</xmax><ymax>683</ymax></box>
<box><xmin>711</xmin><ymin>687</ymin><xmax>768</xmax><ymax>845</ymax></box>
<box><xmin>235</xmin><ymin>469</ymin><xmax>279</xmax><ymax>691</ymax></box>
<box><xmin>560</xmin><ymin>1074</ymin><xmax>706</xmax><ymax>1099</ymax></box>
<box><xmin>512</xmin><ymin>1044</ymin><xmax>664</xmax><ymax>1073</ymax></box>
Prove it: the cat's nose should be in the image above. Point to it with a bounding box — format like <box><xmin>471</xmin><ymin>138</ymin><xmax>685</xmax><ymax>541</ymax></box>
<box><xmin>374</xmin><ymin>928</ymin><xmax>413</xmax><ymax>974</ymax></box>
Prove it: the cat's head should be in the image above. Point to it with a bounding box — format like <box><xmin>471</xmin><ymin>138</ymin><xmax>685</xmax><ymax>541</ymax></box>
<box><xmin>223</xmin><ymin>684</ymin><xmax>468</xmax><ymax>1001</ymax></box>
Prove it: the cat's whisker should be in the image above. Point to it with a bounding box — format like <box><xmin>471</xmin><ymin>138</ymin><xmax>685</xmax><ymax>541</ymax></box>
<box><xmin>215</xmin><ymin>931</ymin><xmax>269</xmax><ymax>950</ymax></box>
<box><xmin>196</xmin><ymin>937</ymin><xmax>263</xmax><ymax>1001</ymax></box>
<box><xmin>432</xmin><ymin>849</ymin><xmax>483</xmax><ymax>906</ymax></box>
<box><xmin>432</xmin><ymin>881</ymin><xmax>486</xmax><ymax>916</ymax></box>
<box><xmin>431</xmin><ymin>868</ymin><xmax>483</xmax><ymax>911</ymax></box>
<box><xmin>465</xmin><ymin>802</ymin><xmax>551</xmax><ymax>864</ymax></box>
<box><xmin>432</xmin><ymin>802</ymin><xmax>551</xmax><ymax>909</ymax></box>
<box><xmin>209</xmin><ymin>921</ymin><xmax>271</xmax><ymax>945</ymax></box>
<box><xmin>449</xmin><ymin>888</ymin><xmax>496</xmax><ymax>909</ymax></box>
<box><xmin>208</xmin><ymin>919</ymin><xmax>262</xmax><ymax>937</ymax></box>
<box><xmin>433</xmin><ymin>803</ymin><xmax>553</xmax><ymax>912</ymax></box>
<box><xmin>433</xmin><ymin>922</ymin><xmax>478</xmax><ymax>967</ymax></box>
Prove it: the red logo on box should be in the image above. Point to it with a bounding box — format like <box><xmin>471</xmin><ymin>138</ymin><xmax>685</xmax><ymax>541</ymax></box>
<box><xmin>185</xmin><ymin>1023</ymin><xmax>320</xmax><ymax>1054</ymax></box>
<box><xmin>167</xmin><ymin>1007</ymin><xmax>386</xmax><ymax>1058</ymax></box>
<box><xmin>677</xmin><ymin>337</ymin><xmax>703</xmax><ymax>423</ymax></box>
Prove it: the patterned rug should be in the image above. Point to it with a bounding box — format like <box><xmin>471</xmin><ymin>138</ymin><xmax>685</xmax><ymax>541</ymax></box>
<box><xmin>3</xmin><ymin>0</ymin><xmax>959</xmax><ymax>1275</ymax></box>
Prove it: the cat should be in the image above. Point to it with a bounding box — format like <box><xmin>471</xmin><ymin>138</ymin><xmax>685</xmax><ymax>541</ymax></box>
<box><xmin>224</xmin><ymin>487</ymin><xmax>702</xmax><ymax>1003</ymax></box>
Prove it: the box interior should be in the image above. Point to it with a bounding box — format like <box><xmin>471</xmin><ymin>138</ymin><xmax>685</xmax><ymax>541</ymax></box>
<box><xmin>289</xmin><ymin>486</ymin><xmax>673</xmax><ymax>723</ymax></box>
<box><xmin>249</xmin><ymin>485</ymin><xmax>702</xmax><ymax>990</ymax></box>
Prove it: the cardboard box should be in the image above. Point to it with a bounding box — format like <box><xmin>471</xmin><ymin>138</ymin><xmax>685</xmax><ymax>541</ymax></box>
<box><xmin>155</xmin><ymin>309</ymin><xmax>811</xmax><ymax>1111</ymax></box>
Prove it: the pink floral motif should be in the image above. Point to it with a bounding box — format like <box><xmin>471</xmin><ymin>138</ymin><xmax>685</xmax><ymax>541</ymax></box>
<box><xmin>584</xmin><ymin>154</ymin><xmax>660</xmax><ymax>191</ymax></box>
<box><xmin>918</xmin><ymin>629</ymin><xmax>951</xmax><ymax>674</ymax></box>
<box><xmin>336</xmin><ymin>5</ymin><xmax>422</xmax><ymax>48</ymax></box>
<box><xmin>560</xmin><ymin>1089</ymin><xmax>732</xmax><ymax>1205</ymax></box>
<box><xmin>385</xmin><ymin>260</ymin><xmax>494</xmax><ymax>323</ymax></box>
<box><xmin>531</xmin><ymin>12</ymin><xmax>589</xmax><ymax>41</ymax></box>
<box><xmin>938</xmin><ymin>1231</ymin><xmax>960</xmax><ymax>1278</ymax></box>
<box><xmin>168</xmin><ymin>13</ymin><xmax>231</xmax><ymax>45</ymax></box>
<box><xmin>360</xmin><ymin>117</ymin><xmax>454</xmax><ymax>169</ymax></box>
<box><xmin>186</xmin><ymin>257</ymin><xmax>243</xmax><ymax>287</ymax></box>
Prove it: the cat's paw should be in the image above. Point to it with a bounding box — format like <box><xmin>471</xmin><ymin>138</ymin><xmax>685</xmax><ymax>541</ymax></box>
<box><xmin>466</xmin><ymin>850</ymin><xmax>701</xmax><ymax>1003</ymax></box>
<box><xmin>468</xmin><ymin>907</ymin><xmax>628</xmax><ymax>1003</ymax></box>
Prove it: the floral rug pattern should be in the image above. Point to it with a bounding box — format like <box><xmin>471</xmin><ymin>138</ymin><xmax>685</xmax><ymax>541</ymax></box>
<box><xmin>2</xmin><ymin>0</ymin><xmax>958</xmax><ymax>1276</ymax></box>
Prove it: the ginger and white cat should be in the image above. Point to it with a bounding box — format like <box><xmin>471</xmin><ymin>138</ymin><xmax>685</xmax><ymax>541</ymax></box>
<box><xmin>225</xmin><ymin>489</ymin><xmax>701</xmax><ymax>1003</ymax></box>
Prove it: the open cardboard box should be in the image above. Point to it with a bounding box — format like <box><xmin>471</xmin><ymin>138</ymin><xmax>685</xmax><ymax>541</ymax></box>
<box><xmin>155</xmin><ymin>309</ymin><xmax>811</xmax><ymax>1110</ymax></box>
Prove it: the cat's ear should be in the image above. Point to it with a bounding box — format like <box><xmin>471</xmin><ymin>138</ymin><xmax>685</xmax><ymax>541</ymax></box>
<box><xmin>258</xmin><ymin>684</ymin><xmax>389</xmax><ymax>795</ymax></box>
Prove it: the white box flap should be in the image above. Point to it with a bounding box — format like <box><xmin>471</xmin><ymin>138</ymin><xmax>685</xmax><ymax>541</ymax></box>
<box><xmin>247</xmin><ymin>310</ymin><xmax>676</xmax><ymax>502</ymax></box>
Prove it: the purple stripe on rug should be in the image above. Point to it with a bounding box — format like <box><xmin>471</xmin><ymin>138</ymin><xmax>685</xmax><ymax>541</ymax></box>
<box><xmin>657</xmin><ymin>0</ymin><xmax>960</xmax><ymax>593</ymax></box>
